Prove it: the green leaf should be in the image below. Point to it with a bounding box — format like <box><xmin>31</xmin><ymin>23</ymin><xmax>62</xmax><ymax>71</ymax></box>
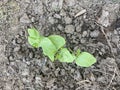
<box><xmin>28</xmin><ymin>28</ymin><xmax>40</xmax><ymax>38</ymax></box>
<box><xmin>48</xmin><ymin>35</ymin><xmax>65</xmax><ymax>50</ymax></box>
<box><xmin>57</xmin><ymin>48</ymin><xmax>76</xmax><ymax>63</ymax></box>
<box><xmin>28</xmin><ymin>28</ymin><xmax>45</xmax><ymax>48</ymax></box>
<box><xmin>28</xmin><ymin>36</ymin><xmax>41</xmax><ymax>48</ymax></box>
<box><xmin>75</xmin><ymin>52</ymin><xmax>96</xmax><ymax>67</ymax></box>
<box><xmin>40</xmin><ymin>37</ymin><xmax>57</xmax><ymax>61</ymax></box>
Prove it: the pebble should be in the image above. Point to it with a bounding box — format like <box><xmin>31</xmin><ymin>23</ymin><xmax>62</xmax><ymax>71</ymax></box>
<box><xmin>12</xmin><ymin>39</ymin><xmax>17</xmax><ymax>45</ymax></box>
<box><xmin>80</xmin><ymin>38</ymin><xmax>86</xmax><ymax>43</ymax></box>
<box><xmin>64</xmin><ymin>16</ymin><xmax>72</xmax><ymax>24</ymax></box>
<box><xmin>48</xmin><ymin>17</ymin><xmax>55</xmax><ymax>24</ymax></box>
<box><xmin>60</xmin><ymin>10</ymin><xmax>66</xmax><ymax>16</ymax></box>
<box><xmin>90</xmin><ymin>30</ymin><xmax>100</xmax><ymax>37</ymax></box>
<box><xmin>65</xmin><ymin>0</ymin><xmax>75</xmax><ymax>6</ymax></box>
<box><xmin>16</xmin><ymin>38</ymin><xmax>23</xmax><ymax>44</ymax></box>
<box><xmin>65</xmin><ymin>25</ymin><xmax>75</xmax><ymax>34</ymax></box>
<box><xmin>111</xmin><ymin>35</ymin><xmax>119</xmax><ymax>44</ymax></box>
<box><xmin>20</xmin><ymin>13</ymin><xmax>30</xmax><ymax>23</ymax></box>
<box><xmin>29</xmin><ymin>52</ymin><xmax>34</xmax><ymax>58</ymax></box>
<box><xmin>21</xmin><ymin>68</ymin><xmax>29</xmax><ymax>76</ymax></box>
<box><xmin>35</xmin><ymin>76</ymin><xmax>42</xmax><ymax>84</ymax></box>
<box><xmin>76</xmin><ymin>25</ymin><xmax>82</xmax><ymax>32</ymax></box>
<box><xmin>112</xmin><ymin>48</ymin><xmax>117</xmax><ymax>54</ymax></box>
<box><xmin>9</xmin><ymin>55</ymin><xmax>14</xmax><ymax>61</ymax></box>
<box><xmin>31</xmin><ymin>16</ymin><xmax>35</xmax><ymax>22</ymax></box>
<box><xmin>52</xmin><ymin>1</ymin><xmax>59</xmax><ymax>11</ymax></box>
<box><xmin>61</xmin><ymin>69</ymin><xmax>65</xmax><ymax>75</ymax></box>
<box><xmin>82</xmin><ymin>31</ymin><xmax>88</xmax><ymax>37</ymax></box>
<box><xmin>26</xmin><ymin>61</ymin><xmax>31</xmax><ymax>65</ymax></box>
<box><xmin>97</xmin><ymin>4</ymin><xmax>119</xmax><ymax>27</ymax></box>
<box><xmin>57</xmin><ymin>24</ymin><xmax>64</xmax><ymax>31</ymax></box>
<box><xmin>13</xmin><ymin>46</ymin><xmax>20</xmax><ymax>52</ymax></box>
<box><xmin>97</xmin><ymin>77</ymin><xmax>106</xmax><ymax>83</ymax></box>
<box><xmin>54</xmin><ymin>14</ymin><xmax>61</xmax><ymax>19</ymax></box>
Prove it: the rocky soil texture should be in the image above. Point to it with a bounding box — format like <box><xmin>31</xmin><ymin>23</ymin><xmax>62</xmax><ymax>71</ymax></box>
<box><xmin>0</xmin><ymin>0</ymin><xmax>120</xmax><ymax>90</ymax></box>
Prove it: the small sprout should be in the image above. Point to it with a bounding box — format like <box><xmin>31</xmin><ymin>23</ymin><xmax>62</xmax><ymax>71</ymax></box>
<box><xmin>27</xmin><ymin>28</ymin><xmax>97</xmax><ymax>67</ymax></box>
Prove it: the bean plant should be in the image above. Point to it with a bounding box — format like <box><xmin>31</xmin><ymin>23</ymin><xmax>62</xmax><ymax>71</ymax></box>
<box><xmin>27</xmin><ymin>28</ymin><xmax>96</xmax><ymax>67</ymax></box>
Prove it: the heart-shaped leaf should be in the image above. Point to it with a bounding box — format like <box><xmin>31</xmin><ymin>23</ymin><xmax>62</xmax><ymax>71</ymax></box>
<box><xmin>57</xmin><ymin>48</ymin><xmax>76</xmax><ymax>63</ymax></box>
<box><xmin>40</xmin><ymin>37</ymin><xmax>57</xmax><ymax>61</ymax></box>
<box><xmin>28</xmin><ymin>36</ymin><xmax>41</xmax><ymax>48</ymax></box>
<box><xmin>28</xmin><ymin>28</ymin><xmax>40</xmax><ymax>38</ymax></box>
<box><xmin>75</xmin><ymin>52</ymin><xmax>96</xmax><ymax>67</ymax></box>
<box><xmin>28</xmin><ymin>28</ymin><xmax>44</xmax><ymax>48</ymax></box>
<box><xmin>48</xmin><ymin>35</ymin><xmax>65</xmax><ymax>50</ymax></box>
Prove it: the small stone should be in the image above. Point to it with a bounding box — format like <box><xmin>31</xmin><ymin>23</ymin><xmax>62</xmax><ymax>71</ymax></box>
<box><xmin>26</xmin><ymin>61</ymin><xmax>30</xmax><ymax>65</ymax></box>
<box><xmin>5</xmin><ymin>83</ymin><xmax>12</xmax><ymax>90</ymax></box>
<box><xmin>97</xmin><ymin>4</ymin><xmax>119</xmax><ymax>27</ymax></box>
<box><xmin>29</xmin><ymin>52</ymin><xmax>34</xmax><ymax>58</ymax></box>
<box><xmin>97</xmin><ymin>77</ymin><xmax>106</xmax><ymax>83</ymax></box>
<box><xmin>65</xmin><ymin>25</ymin><xmax>75</xmax><ymax>34</ymax></box>
<box><xmin>22</xmin><ymin>78</ymin><xmax>27</xmax><ymax>83</ymax></box>
<box><xmin>21</xmin><ymin>68</ymin><xmax>29</xmax><ymax>76</ymax></box>
<box><xmin>65</xmin><ymin>16</ymin><xmax>72</xmax><ymax>24</ymax></box>
<box><xmin>101</xmin><ymin>48</ymin><xmax>105</xmax><ymax>54</ymax></box>
<box><xmin>97</xmin><ymin>10</ymin><xmax>110</xmax><ymax>27</ymax></box>
<box><xmin>55</xmin><ymin>68</ymin><xmax>60</xmax><ymax>76</ymax></box>
<box><xmin>46</xmin><ymin>78</ymin><xmax>56</xmax><ymax>88</ymax></box>
<box><xmin>35</xmin><ymin>76</ymin><xmax>42</xmax><ymax>84</ymax></box>
<box><xmin>71</xmin><ymin>69</ymin><xmax>75</xmax><ymax>73</ymax></box>
<box><xmin>48</xmin><ymin>17</ymin><xmax>55</xmax><ymax>24</ymax></box>
<box><xmin>61</xmin><ymin>69</ymin><xmax>65</xmax><ymax>75</ymax></box>
<box><xmin>65</xmin><ymin>0</ymin><xmax>75</xmax><ymax>6</ymax></box>
<box><xmin>16</xmin><ymin>38</ymin><xmax>23</xmax><ymax>44</ymax></box>
<box><xmin>12</xmin><ymin>39</ymin><xmax>17</xmax><ymax>45</ymax></box>
<box><xmin>82</xmin><ymin>31</ymin><xmax>88</xmax><ymax>37</ymax></box>
<box><xmin>34</xmin><ymin>5</ymin><xmax>43</xmax><ymax>15</ymax></box>
<box><xmin>112</xmin><ymin>35</ymin><xmax>119</xmax><ymax>44</ymax></box>
<box><xmin>112</xmin><ymin>48</ymin><xmax>117</xmax><ymax>54</ymax></box>
<box><xmin>8</xmin><ymin>55</ymin><xmax>14</xmax><ymax>61</ymax></box>
<box><xmin>51</xmin><ymin>1</ymin><xmax>60</xmax><ymax>11</ymax></box>
<box><xmin>90</xmin><ymin>30</ymin><xmax>100</xmax><ymax>37</ymax></box>
<box><xmin>57</xmin><ymin>24</ymin><xmax>64</xmax><ymax>31</ymax></box>
<box><xmin>54</xmin><ymin>14</ymin><xmax>61</xmax><ymax>19</ymax></box>
<box><xmin>19</xmin><ymin>30</ymin><xmax>25</xmax><ymax>36</ymax></box>
<box><xmin>20</xmin><ymin>13</ymin><xmax>30</xmax><ymax>23</ymax></box>
<box><xmin>13</xmin><ymin>46</ymin><xmax>20</xmax><ymax>52</ymax></box>
<box><xmin>114</xmin><ymin>30</ymin><xmax>118</xmax><ymax>34</ymax></box>
<box><xmin>76</xmin><ymin>25</ymin><xmax>82</xmax><ymax>32</ymax></box>
<box><xmin>31</xmin><ymin>17</ymin><xmax>35</xmax><ymax>22</ymax></box>
<box><xmin>60</xmin><ymin>10</ymin><xmax>66</xmax><ymax>16</ymax></box>
<box><xmin>80</xmin><ymin>38</ymin><xmax>86</xmax><ymax>43</ymax></box>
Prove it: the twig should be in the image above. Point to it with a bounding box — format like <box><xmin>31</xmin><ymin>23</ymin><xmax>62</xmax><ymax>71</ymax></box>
<box><xmin>77</xmin><ymin>80</ymin><xmax>91</xmax><ymax>85</ymax></box>
<box><xmin>107</xmin><ymin>68</ymin><xmax>116</xmax><ymax>89</ymax></box>
<box><xmin>75</xmin><ymin>9</ymin><xmax>86</xmax><ymax>18</ymax></box>
<box><xmin>100</xmin><ymin>26</ymin><xmax>115</xmax><ymax>58</ymax></box>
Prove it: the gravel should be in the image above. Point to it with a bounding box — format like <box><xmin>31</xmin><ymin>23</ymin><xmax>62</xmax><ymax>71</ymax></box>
<box><xmin>65</xmin><ymin>25</ymin><xmax>75</xmax><ymax>34</ymax></box>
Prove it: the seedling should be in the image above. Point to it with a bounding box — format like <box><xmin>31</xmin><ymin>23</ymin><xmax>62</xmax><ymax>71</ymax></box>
<box><xmin>28</xmin><ymin>28</ymin><xmax>96</xmax><ymax>67</ymax></box>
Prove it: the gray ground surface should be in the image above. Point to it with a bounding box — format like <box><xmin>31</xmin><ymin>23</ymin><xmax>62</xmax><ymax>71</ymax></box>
<box><xmin>0</xmin><ymin>0</ymin><xmax>120</xmax><ymax>90</ymax></box>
